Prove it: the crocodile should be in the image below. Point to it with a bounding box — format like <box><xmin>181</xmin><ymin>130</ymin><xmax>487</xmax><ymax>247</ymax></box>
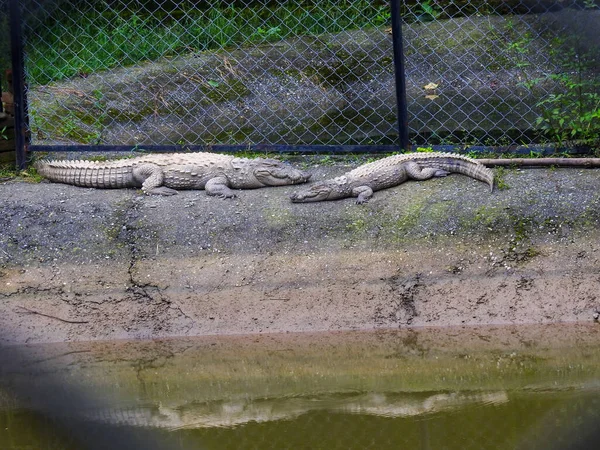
<box><xmin>34</xmin><ymin>152</ymin><xmax>311</xmax><ymax>197</ymax></box>
<box><xmin>290</xmin><ymin>152</ymin><xmax>494</xmax><ymax>204</ymax></box>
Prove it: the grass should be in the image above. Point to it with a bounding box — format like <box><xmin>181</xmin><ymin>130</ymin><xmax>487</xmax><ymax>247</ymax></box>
<box><xmin>26</xmin><ymin>1</ymin><xmax>390</xmax><ymax>85</ymax></box>
<box><xmin>493</xmin><ymin>166</ymin><xmax>510</xmax><ymax>190</ymax></box>
<box><xmin>0</xmin><ymin>162</ymin><xmax>16</xmax><ymax>180</ymax></box>
<box><xmin>0</xmin><ymin>162</ymin><xmax>43</xmax><ymax>182</ymax></box>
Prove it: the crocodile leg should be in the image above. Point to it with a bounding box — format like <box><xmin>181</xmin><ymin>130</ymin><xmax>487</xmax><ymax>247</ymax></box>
<box><xmin>352</xmin><ymin>186</ymin><xmax>374</xmax><ymax>204</ymax></box>
<box><xmin>405</xmin><ymin>162</ymin><xmax>450</xmax><ymax>180</ymax></box>
<box><xmin>133</xmin><ymin>164</ymin><xmax>178</xmax><ymax>196</ymax></box>
<box><xmin>205</xmin><ymin>176</ymin><xmax>237</xmax><ymax>198</ymax></box>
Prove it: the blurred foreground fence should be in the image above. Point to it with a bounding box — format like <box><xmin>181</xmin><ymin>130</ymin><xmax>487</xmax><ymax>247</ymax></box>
<box><xmin>0</xmin><ymin>0</ymin><xmax>598</xmax><ymax>165</ymax></box>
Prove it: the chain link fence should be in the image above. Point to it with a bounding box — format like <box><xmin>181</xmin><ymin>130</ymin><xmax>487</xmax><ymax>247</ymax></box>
<box><xmin>402</xmin><ymin>0</ymin><xmax>600</xmax><ymax>147</ymax></box>
<box><xmin>6</xmin><ymin>0</ymin><xmax>600</xmax><ymax>150</ymax></box>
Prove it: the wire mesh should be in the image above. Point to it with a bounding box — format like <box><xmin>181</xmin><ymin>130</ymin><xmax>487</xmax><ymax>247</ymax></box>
<box><xmin>401</xmin><ymin>0</ymin><xmax>600</xmax><ymax>147</ymax></box>
<box><xmin>11</xmin><ymin>1</ymin><xmax>600</xmax><ymax>149</ymax></box>
<box><xmin>21</xmin><ymin>0</ymin><xmax>395</xmax><ymax>148</ymax></box>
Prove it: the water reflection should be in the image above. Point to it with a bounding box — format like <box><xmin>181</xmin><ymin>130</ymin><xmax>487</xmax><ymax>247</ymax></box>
<box><xmin>1</xmin><ymin>325</ymin><xmax>600</xmax><ymax>449</ymax></box>
<box><xmin>82</xmin><ymin>391</ymin><xmax>510</xmax><ymax>430</ymax></box>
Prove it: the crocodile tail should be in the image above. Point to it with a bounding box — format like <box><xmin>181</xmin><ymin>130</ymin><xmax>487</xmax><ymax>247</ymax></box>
<box><xmin>34</xmin><ymin>159</ymin><xmax>135</xmax><ymax>188</ymax></box>
<box><xmin>416</xmin><ymin>153</ymin><xmax>494</xmax><ymax>192</ymax></box>
<box><xmin>464</xmin><ymin>161</ymin><xmax>494</xmax><ymax>192</ymax></box>
<box><xmin>457</xmin><ymin>161</ymin><xmax>495</xmax><ymax>192</ymax></box>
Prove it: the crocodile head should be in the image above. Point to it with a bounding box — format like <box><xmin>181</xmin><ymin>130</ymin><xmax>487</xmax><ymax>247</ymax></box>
<box><xmin>249</xmin><ymin>159</ymin><xmax>312</xmax><ymax>186</ymax></box>
<box><xmin>289</xmin><ymin>181</ymin><xmax>342</xmax><ymax>202</ymax></box>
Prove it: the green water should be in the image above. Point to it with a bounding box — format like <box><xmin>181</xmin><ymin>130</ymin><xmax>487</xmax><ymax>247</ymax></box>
<box><xmin>2</xmin><ymin>325</ymin><xmax>600</xmax><ymax>449</ymax></box>
<box><xmin>183</xmin><ymin>392</ymin><xmax>600</xmax><ymax>450</ymax></box>
<box><xmin>4</xmin><ymin>391</ymin><xmax>600</xmax><ymax>449</ymax></box>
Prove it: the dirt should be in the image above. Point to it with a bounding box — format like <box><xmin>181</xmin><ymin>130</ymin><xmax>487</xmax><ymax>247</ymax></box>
<box><xmin>1</xmin><ymin>159</ymin><xmax>600</xmax><ymax>344</ymax></box>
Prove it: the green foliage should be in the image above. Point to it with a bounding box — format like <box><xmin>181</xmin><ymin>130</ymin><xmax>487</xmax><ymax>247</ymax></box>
<box><xmin>0</xmin><ymin>162</ymin><xmax>15</xmax><ymax>179</ymax></box>
<box><xmin>415</xmin><ymin>146</ymin><xmax>435</xmax><ymax>153</ymax></box>
<box><xmin>515</xmin><ymin>31</ymin><xmax>600</xmax><ymax>147</ymax></box>
<box><xmin>416</xmin><ymin>1</ymin><xmax>442</xmax><ymax>21</ymax></box>
<box><xmin>0</xmin><ymin>127</ymin><xmax>8</xmax><ymax>140</ymax></box>
<box><xmin>253</xmin><ymin>26</ymin><xmax>282</xmax><ymax>41</ymax></box>
<box><xmin>534</xmin><ymin>71</ymin><xmax>600</xmax><ymax>146</ymax></box>
<box><xmin>24</xmin><ymin>165</ymin><xmax>44</xmax><ymax>183</ymax></box>
<box><xmin>505</xmin><ymin>31</ymin><xmax>533</xmax><ymax>70</ymax></box>
<box><xmin>372</xmin><ymin>5</ymin><xmax>391</xmax><ymax>26</ymax></box>
<box><xmin>26</xmin><ymin>1</ymin><xmax>392</xmax><ymax>85</ymax></box>
<box><xmin>493</xmin><ymin>166</ymin><xmax>510</xmax><ymax>191</ymax></box>
<box><xmin>0</xmin><ymin>162</ymin><xmax>43</xmax><ymax>182</ymax></box>
<box><xmin>527</xmin><ymin>149</ymin><xmax>543</xmax><ymax>159</ymax></box>
<box><xmin>503</xmin><ymin>13</ymin><xmax>600</xmax><ymax>148</ymax></box>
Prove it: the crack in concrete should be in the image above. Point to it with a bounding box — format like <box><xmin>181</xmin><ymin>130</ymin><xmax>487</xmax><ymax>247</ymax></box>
<box><xmin>386</xmin><ymin>273</ymin><xmax>422</xmax><ymax>327</ymax></box>
<box><xmin>1</xmin><ymin>285</ymin><xmax>64</xmax><ymax>299</ymax></box>
<box><xmin>115</xmin><ymin>198</ymin><xmax>196</xmax><ymax>332</ymax></box>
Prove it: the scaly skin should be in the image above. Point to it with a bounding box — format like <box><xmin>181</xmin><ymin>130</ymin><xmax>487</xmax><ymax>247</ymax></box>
<box><xmin>35</xmin><ymin>152</ymin><xmax>311</xmax><ymax>197</ymax></box>
<box><xmin>290</xmin><ymin>152</ymin><xmax>494</xmax><ymax>204</ymax></box>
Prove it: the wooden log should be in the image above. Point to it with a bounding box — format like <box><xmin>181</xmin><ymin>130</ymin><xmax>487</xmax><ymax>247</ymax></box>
<box><xmin>478</xmin><ymin>158</ymin><xmax>600</xmax><ymax>168</ymax></box>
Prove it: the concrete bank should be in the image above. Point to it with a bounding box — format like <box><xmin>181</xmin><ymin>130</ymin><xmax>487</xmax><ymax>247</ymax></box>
<box><xmin>1</xmin><ymin>161</ymin><xmax>599</xmax><ymax>343</ymax></box>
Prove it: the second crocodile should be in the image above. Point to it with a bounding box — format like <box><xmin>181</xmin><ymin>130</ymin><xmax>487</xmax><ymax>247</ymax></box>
<box><xmin>290</xmin><ymin>152</ymin><xmax>494</xmax><ymax>204</ymax></box>
<box><xmin>35</xmin><ymin>152</ymin><xmax>311</xmax><ymax>198</ymax></box>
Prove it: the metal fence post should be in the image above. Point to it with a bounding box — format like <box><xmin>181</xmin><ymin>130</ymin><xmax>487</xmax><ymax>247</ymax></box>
<box><xmin>389</xmin><ymin>0</ymin><xmax>409</xmax><ymax>151</ymax></box>
<box><xmin>9</xmin><ymin>0</ymin><xmax>28</xmax><ymax>170</ymax></box>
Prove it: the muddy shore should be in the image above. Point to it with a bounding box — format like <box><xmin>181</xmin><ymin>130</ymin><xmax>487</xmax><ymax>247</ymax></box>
<box><xmin>1</xmin><ymin>159</ymin><xmax>599</xmax><ymax>344</ymax></box>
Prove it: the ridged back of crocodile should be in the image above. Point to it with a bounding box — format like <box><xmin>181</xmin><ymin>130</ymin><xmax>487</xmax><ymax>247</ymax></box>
<box><xmin>347</xmin><ymin>152</ymin><xmax>494</xmax><ymax>188</ymax></box>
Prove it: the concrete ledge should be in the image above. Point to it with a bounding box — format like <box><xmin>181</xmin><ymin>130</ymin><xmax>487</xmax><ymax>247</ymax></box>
<box><xmin>1</xmin><ymin>164</ymin><xmax>599</xmax><ymax>343</ymax></box>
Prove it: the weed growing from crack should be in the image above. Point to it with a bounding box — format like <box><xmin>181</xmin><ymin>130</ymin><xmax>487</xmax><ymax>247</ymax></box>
<box><xmin>493</xmin><ymin>167</ymin><xmax>510</xmax><ymax>190</ymax></box>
